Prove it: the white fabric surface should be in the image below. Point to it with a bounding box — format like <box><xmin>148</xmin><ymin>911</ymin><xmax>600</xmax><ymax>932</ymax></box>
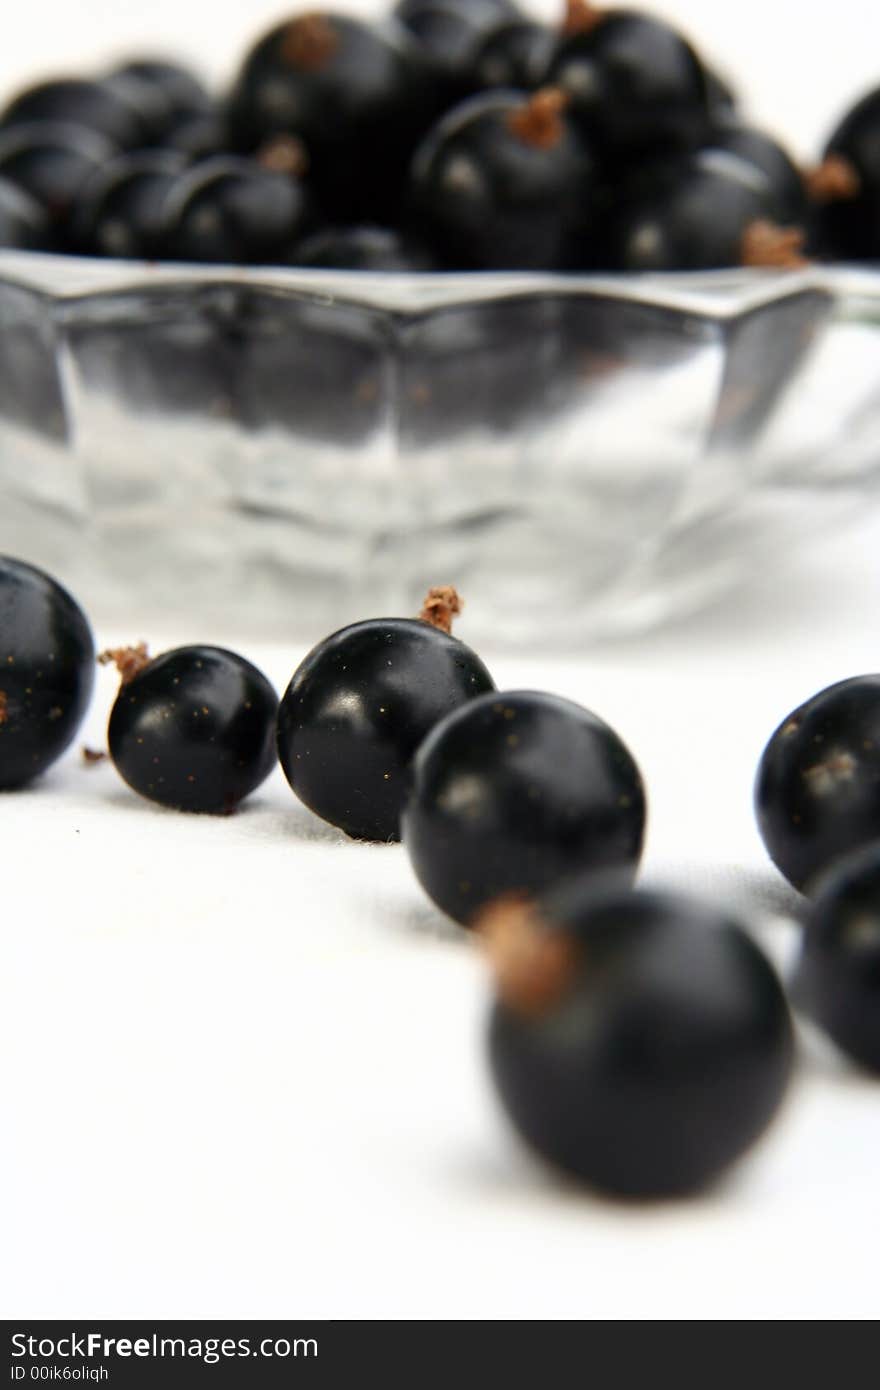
<box><xmin>3</xmin><ymin>0</ymin><xmax>880</xmax><ymax>1324</ymax></box>
<box><xmin>3</xmin><ymin>512</ymin><xmax>880</xmax><ymax>1321</ymax></box>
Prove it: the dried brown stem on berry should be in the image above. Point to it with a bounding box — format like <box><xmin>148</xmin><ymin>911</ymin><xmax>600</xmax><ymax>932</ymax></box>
<box><xmin>805</xmin><ymin>154</ymin><xmax>861</xmax><ymax>204</ymax></box>
<box><xmin>0</xmin><ymin>690</ymin><xmax>7</xmax><ymax>727</ymax></box>
<box><xmin>257</xmin><ymin>134</ymin><xmax>310</xmax><ymax>178</ymax></box>
<box><xmin>98</xmin><ymin>643</ymin><xmax>151</xmax><ymax>685</ymax></box>
<box><xmin>740</xmin><ymin>220</ymin><xmax>810</xmax><ymax>269</ymax></box>
<box><xmin>562</xmin><ymin>0</ymin><xmax>605</xmax><ymax>36</ymax></box>
<box><xmin>82</xmin><ymin>746</ymin><xmax>108</xmax><ymax>765</ymax></box>
<box><xmin>418</xmin><ymin>586</ymin><xmax>463</xmax><ymax>635</ymax></box>
<box><xmin>281</xmin><ymin>13</ymin><xmax>339</xmax><ymax>72</ymax></box>
<box><xmin>477</xmin><ymin>895</ymin><xmax>580</xmax><ymax>1019</ymax></box>
<box><xmin>507</xmin><ymin>88</ymin><xmax>569</xmax><ymax>150</ymax></box>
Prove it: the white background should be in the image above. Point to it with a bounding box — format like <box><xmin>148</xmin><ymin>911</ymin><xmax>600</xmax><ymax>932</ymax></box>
<box><xmin>2</xmin><ymin>0</ymin><xmax>880</xmax><ymax>1322</ymax></box>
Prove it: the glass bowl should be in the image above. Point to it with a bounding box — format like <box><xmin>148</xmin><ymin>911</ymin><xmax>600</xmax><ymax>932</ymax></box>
<box><xmin>0</xmin><ymin>249</ymin><xmax>875</xmax><ymax>646</ymax></box>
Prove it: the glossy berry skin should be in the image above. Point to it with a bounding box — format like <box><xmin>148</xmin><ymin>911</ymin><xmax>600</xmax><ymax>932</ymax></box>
<box><xmin>292</xmin><ymin>224</ymin><xmax>435</xmax><ymax>271</ymax></box>
<box><xmin>795</xmin><ymin>844</ymin><xmax>880</xmax><ymax>1072</ymax></box>
<box><xmin>228</xmin><ymin>13</ymin><xmax>433</xmax><ymax>222</ymax></box>
<box><xmin>489</xmin><ymin>885</ymin><xmax>794</xmax><ymax>1198</ymax></box>
<box><xmin>0</xmin><ymin>78</ymin><xmax>147</xmax><ymax>150</ymax></box>
<box><xmin>610</xmin><ymin>151</ymin><xmax>772</xmax><ymax>271</ymax></box>
<box><xmin>0</xmin><ymin>556</ymin><xmax>95</xmax><ymax>789</ymax></box>
<box><xmin>394</xmin><ymin>0</ymin><xmax>521</xmax><ymax>25</ymax></box>
<box><xmin>159</xmin><ymin>156</ymin><xmax>312</xmax><ymax>264</ymax></box>
<box><xmin>73</xmin><ymin>151</ymin><xmax>186</xmax><ymax>259</ymax></box>
<box><xmin>703</xmin><ymin>123</ymin><xmax>807</xmax><ymax>227</ymax></box>
<box><xmin>108</xmin><ymin>646</ymin><xmax>278</xmax><ymax>815</ymax></box>
<box><xmin>755</xmin><ymin>676</ymin><xmax>880</xmax><ymax>894</ymax></box>
<box><xmin>277</xmin><ymin>619</ymin><xmax>495</xmax><ymax>843</ymax></box>
<box><xmin>397</xmin><ymin>0</ymin><xmax>522</xmax><ymax>97</ymax></box>
<box><xmin>819</xmin><ymin>87</ymin><xmax>880</xmax><ymax>260</ymax></box>
<box><xmin>546</xmin><ymin>11</ymin><xmax>709</xmax><ymax>162</ymax></box>
<box><xmin>162</xmin><ymin>114</ymin><xmax>227</xmax><ymax>163</ymax></box>
<box><xmin>704</xmin><ymin>66</ymin><xmax>737</xmax><ymax>116</ymax></box>
<box><xmin>0</xmin><ymin>176</ymin><xmax>49</xmax><ymax>249</ymax></box>
<box><xmin>109</xmin><ymin>59</ymin><xmax>211</xmax><ymax>144</ymax></box>
<box><xmin>467</xmin><ymin>20</ymin><xmax>554</xmax><ymax>92</ymax></box>
<box><xmin>411</xmin><ymin>90</ymin><xmax>595</xmax><ymax>270</ymax></box>
<box><xmin>0</xmin><ymin>121</ymin><xmax>117</xmax><ymax>236</ymax></box>
<box><xmin>402</xmin><ymin>691</ymin><xmax>646</xmax><ymax>926</ymax></box>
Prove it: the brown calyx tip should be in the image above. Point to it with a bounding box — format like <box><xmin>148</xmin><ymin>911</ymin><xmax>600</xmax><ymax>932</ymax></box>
<box><xmin>82</xmin><ymin>746</ymin><xmax>108</xmax><ymax>765</ymax></box>
<box><xmin>563</xmin><ymin>0</ymin><xmax>605</xmax><ymax>35</ymax></box>
<box><xmin>0</xmin><ymin>690</ymin><xmax>7</xmax><ymax>726</ymax></box>
<box><xmin>97</xmin><ymin>642</ymin><xmax>151</xmax><ymax>685</ymax></box>
<box><xmin>476</xmin><ymin>894</ymin><xmax>580</xmax><ymax>1019</ymax></box>
<box><xmin>805</xmin><ymin>154</ymin><xmax>861</xmax><ymax>204</ymax></box>
<box><xmin>740</xmin><ymin>220</ymin><xmax>810</xmax><ymax>270</ymax></box>
<box><xmin>507</xmin><ymin>88</ymin><xmax>570</xmax><ymax>150</ymax></box>
<box><xmin>418</xmin><ymin>586</ymin><xmax>463</xmax><ymax>635</ymax></box>
<box><xmin>280</xmin><ymin>12</ymin><xmax>339</xmax><ymax>72</ymax></box>
<box><xmin>257</xmin><ymin>133</ymin><xmax>310</xmax><ymax>178</ymax></box>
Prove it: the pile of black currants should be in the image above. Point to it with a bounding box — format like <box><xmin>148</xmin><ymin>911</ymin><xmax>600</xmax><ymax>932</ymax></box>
<box><xmin>0</xmin><ymin>1</ymin><xmax>878</xmax><ymax>271</ymax></box>
<box><xmin>4</xmin><ymin>551</ymin><xmax>880</xmax><ymax>1201</ymax></box>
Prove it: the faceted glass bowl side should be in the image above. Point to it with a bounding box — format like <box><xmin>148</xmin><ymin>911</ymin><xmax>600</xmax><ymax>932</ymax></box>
<box><xmin>0</xmin><ymin>252</ymin><xmax>867</xmax><ymax>646</ymax></box>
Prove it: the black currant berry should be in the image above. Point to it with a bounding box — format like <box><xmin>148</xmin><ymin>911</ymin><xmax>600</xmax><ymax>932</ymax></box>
<box><xmin>545</xmin><ymin>3</ymin><xmax>709</xmax><ymax>161</ymax></box>
<box><xmin>0</xmin><ymin>556</ymin><xmax>95</xmax><ymax>789</ymax></box>
<box><xmin>755</xmin><ymin>676</ymin><xmax>880</xmax><ymax>894</ymax></box>
<box><xmin>702</xmin><ymin>124</ymin><xmax>808</xmax><ymax>227</ymax></box>
<box><xmin>813</xmin><ymin>88</ymin><xmax>880</xmax><ymax>261</ymax></box>
<box><xmin>103</xmin><ymin>644</ymin><xmax>278</xmax><ymax>815</ymax></box>
<box><xmin>795</xmin><ymin>844</ymin><xmax>880</xmax><ymax>1072</ymax></box>
<box><xmin>0</xmin><ymin>176</ymin><xmax>49</xmax><ymax>249</ymax></box>
<box><xmin>0</xmin><ymin>121</ymin><xmax>117</xmax><ymax>237</ymax></box>
<box><xmin>467</xmin><ymin>19</ymin><xmax>554</xmax><ymax>92</ymax></box>
<box><xmin>159</xmin><ymin>155</ymin><xmax>312</xmax><ymax>264</ymax></box>
<box><xmin>228</xmin><ymin>11</ymin><xmax>434</xmax><ymax>222</ymax></box>
<box><xmin>291</xmin><ymin>224</ymin><xmax>435</xmax><ymax>271</ymax></box>
<box><xmin>411</xmin><ymin>88</ymin><xmax>596</xmax><ymax>270</ymax></box>
<box><xmin>704</xmin><ymin>66</ymin><xmax>737</xmax><ymax>116</ymax></box>
<box><xmin>395</xmin><ymin>0</ymin><xmax>522</xmax><ymax>102</ymax></box>
<box><xmin>72</xmin><ymin>151</ymin><xmax>186</xmax><ymax>259</ymax></box>
<box><xmin>162</xmin><ymin>114</ymin><xmax>227</xmax><ymax>163</ymax></box>
<box><xmin>484</xmin><ymin>884</ymin><xmax>794</xmax><ymax>1198</ymax></box>
<box><xmin>402</xmin><ymin>690</ymin><xmax>646</xmax><ymax>927</ymax></box>
<box><xmin>394</xmin><ymin>0</ymin><xmax>521</xmax><ymax>26</ymax></box>
<box><xmin>610</xmin><ymin>150</ymin><xmax>806</xmax><ymax>272</ymax></box>
<box><xmin>0</xmin><ymin>78</ymin><xmax>147</xmax><ymax>150</ymax></box>
<box><xmin>277</xmin><ymin>588</ymin><xmax>495</xmax><ymax>843</ymax></box>
<box><xmin>108</xmin><ymin>58</ymin><xmax>211</xmax><ymax>144</ymax></box>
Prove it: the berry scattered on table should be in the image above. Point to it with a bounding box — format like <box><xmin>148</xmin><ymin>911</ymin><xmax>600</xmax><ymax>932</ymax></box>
<box><xmin>101</xmin><ymin>642</ymin><xmax>278</xmax><ymax>814</ymax></box>
<box><xmin>0</xmin><ymin>555</ymin><xmax>95</xmax><ymax>788</ymax></box>
<box><xmin>276</xmin><ymin>586</ymin><xmax>495</xmax><ymax>843</ymax></box>
<box><xmin>794</xmin><ymin>843</ymin><xmax>880</xmax><ymax>1073</ymax></box>
<box><xmin>402</xmin><ymin>688</ymin><xmax>646</xmax><ymax>925</ymax></box>
<box><xmin>483</xmin><ymin>883</ymin><xmax>794</xmax><ymax>1198</ymax></box>
<box><xmin>755</xmin><ymin>675</ymin><xmax>880</xmax><ymax>893</ymax></box>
